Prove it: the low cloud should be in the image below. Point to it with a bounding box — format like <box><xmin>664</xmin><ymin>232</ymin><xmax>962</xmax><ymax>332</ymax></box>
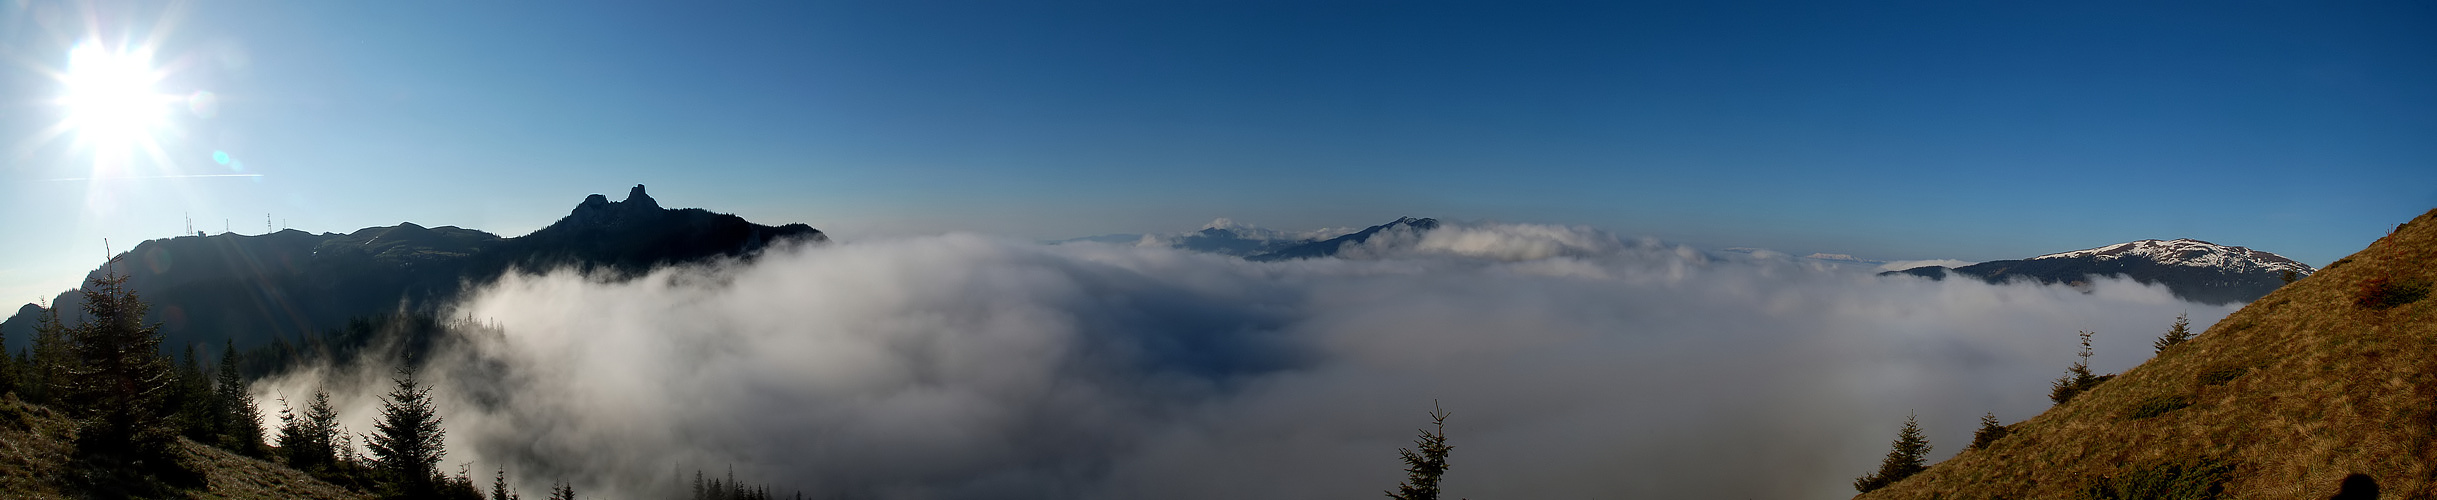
<box><xmin>265</xmin><ymin>224</ymin><xmax>2234</xmax><ymax>499</ymax></box>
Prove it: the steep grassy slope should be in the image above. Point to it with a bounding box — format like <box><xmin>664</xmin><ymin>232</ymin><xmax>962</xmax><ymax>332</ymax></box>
<box><xmin>0</xmin><ymin>394</ymin><xmax>367</xmax><ymax>499</ymax></box>
<box><xmin>1861</xmin><ymin>209</ymin><xmax>2437</xmax><ymax>499</ymax></box>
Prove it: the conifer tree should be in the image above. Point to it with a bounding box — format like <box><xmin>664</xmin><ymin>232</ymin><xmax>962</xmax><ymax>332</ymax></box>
<box><xmin>0</xmin><ymin>320</ymin><xmax>12</xmax><ymax>396</ymax></box>
<box><xmin>2152</xmin><ymin>313</ymin><xmax>2193</xmax><ymax>353</ymax></box>
<box><xmin>370</xmin><ymin>364</ymin><xmax>447</xmax><ymax>497</ymax></box>
<box><xmin>62</xmin><ymin>264</ymin><xmax>178</xmax><ymax>462</ymax></box>
<box><xmin>275</xmin><ymin>395</ymin><xmax>303</xmax><ymax>462</ymax></box>
<box><xmin>26</xmin><ymin>304</ymin><xmax>74</xmax><ymax>406</ymax></box>
<box><xmin>173</xmin><ymin>343</ymin><xmax>218</xmax><ymax>440</ymax></box>
<box><xmin>1386</xmin><ymin>402</ymin><xmax>1454</xmax><ymax>500</ymax></box>
<box><xmin>275</xmin><ymin>390</ymin><xmax>341</xmax><ymax>472</ymax></box>
<box><xmin>304</xmin><ymin>389</ymin><xmax>341</xmax><ymax>467</ymax></box>
<box><xmin>1967</xmin><ymin>412</ymin><xmax>2008</xmax><ymax>450</ymax></box>
<box><xmin>491</xmin><ymin>467</ymin><xmax>518</xmax><ymax>500</ymax></box>
<box><xmin>444</xmin><ymin>464</ymin><xmax>486</xmax><ymax>500</ymax></box>
<box><xmin>217</xmin><ymin>339</ymin><xmax>264</xmax><ymax>454</ymax></box>
<box><xmin>1853</xmin><ymin>413</ymin><xmax>1930</xmax><ymax>493</ymax></box>
<box><xmin>2049</xmin><ymin>330</ymin><xmax>2111</xmax><ymax>405</ymax></box>
<box><xmin>547</xmin><ymin>481</ymin><xmax>573</xmax><ymax>500</ymax></box>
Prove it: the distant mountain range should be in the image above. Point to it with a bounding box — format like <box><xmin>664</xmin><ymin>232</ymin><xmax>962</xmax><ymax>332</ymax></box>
<box><xmin>1111</xmin><ymin>219</ymin><xmax>2313</xmax><ymax>305</ymax></box>
<box><xmin>0</xmin><ymin>185</ymin><xmax>823</xmax><ymax>354</ymax></box>
<box><xmin>1133</xmin><ymin>218</ymin><xmax>1362</xmax><ymax>257</ymax></box>
<box><xmin>1245</xmin><ymin>217</ymin><xmax>1439</xmax><ymax>261</ymax></box>
<box><xmin>1887</xmin><ymin>238</ymin><xmax>2316</xmax><ymax>305</ymax></box>
<box><xmin>1064</xmin><ymin>217</ymin><xmax>1438</xmax><ymax>261</ymax></box>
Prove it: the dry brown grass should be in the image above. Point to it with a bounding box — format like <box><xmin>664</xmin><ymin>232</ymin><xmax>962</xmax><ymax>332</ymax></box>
<box><xmin>1858</xmin><ymin>208</ymin><xmax>2437</xmax><ymax>499</ymax></box>
<box><xmin>0</xmin><ymin>393</ymin><xmax>368</xmax><ymax>500</ymax></box>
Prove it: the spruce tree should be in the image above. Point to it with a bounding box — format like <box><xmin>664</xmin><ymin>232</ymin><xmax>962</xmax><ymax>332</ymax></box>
<box><xmin>491</xmin><ymin>467</ymin><xmax>517</xmax><ymax>500</ymax></box>
<box><xmin>275</xmin><ymin>395</ymin><xmax>304</xmax><ymax>463</ymax></box>
<box><xmin>2152</xmin><ymin>313</ymin><xmax>2193</xmax><ymax>353</ymax></box>
<box><xmin>304</xmin><ymin>389</ymin><xmax>342</xmax><ymax>468</ymax></box>
<box><xmin>2049</xmin><ymin>330</ymin><xmax>2111</xmax><ymax>405</ymax></box>
<box><xmin>62</xmin><ymin>264</ymin><xmax>178</xmax><ymax>463</ymax></box>
<box><xmin>1967</xmin><ymin>412</ymin><xmax>2008</xmax><ymax>450</ymax></box>
<box><xmin>370</xmin><ymin>365</ymin><xmax>447</xmax><ymax>497</ymax></box>
<box><xmin>1386</xmin><ymin>402</ymin><xmax>1453</xmax><ymax>500</ymax></box>
<box><xmin>173</xmin><ymin>343</ymin><xmax>217</xmax><ymax>441</ymax></box>
<box><xmin>0</xmin><ymin>320</ymin><xmax>12</xmax><ymax>396</ymax></box>
<box><xmin>1853</xmin><ymin>413</ymin><xmax>1931</xmax><ymax>493</ymax></box>
<box><xmin>275</xmin><ymin>390</ymin><xmax>341</xmax><ymax>472</ymax></box>
<box><xmin>217</xmin><ymin>340</ymin><xmax>263</xmax><ymax>454</ymax></box>
<box><xmin>27</xmin><ymin>304</ymin><xmax>74</xmax><ymax>407</ymax></box>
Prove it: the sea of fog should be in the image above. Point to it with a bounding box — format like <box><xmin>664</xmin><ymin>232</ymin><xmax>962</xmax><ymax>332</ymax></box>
<box><xmin>254</xmin><ymin>223</ymin><xmax>2235</xmax><ymax>499</ymax></box>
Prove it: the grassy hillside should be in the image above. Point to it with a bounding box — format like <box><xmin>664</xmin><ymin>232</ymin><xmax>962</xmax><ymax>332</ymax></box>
<box><xmin>1861</xmin><ymin>208</ymin><xmax>2437</xmax><ymax>499</ymax></box>
<box><xmin>0</xmin><ymin>393</ymin><xmax>367</xmax><ymax>500</ymax></box>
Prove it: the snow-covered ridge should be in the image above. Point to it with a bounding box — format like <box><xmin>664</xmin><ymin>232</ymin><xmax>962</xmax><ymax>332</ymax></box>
<box><xmin>2031</xmin><ymin>238</ymin><xmax>2315</xmax><ymax>274</ymax></box>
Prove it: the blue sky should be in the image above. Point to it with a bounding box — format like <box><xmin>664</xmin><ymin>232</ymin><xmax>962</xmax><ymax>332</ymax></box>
<box><xmin>3</xmin><ymin>0</ymin><xmax>2432</xmax><ymax>303</ymax></box>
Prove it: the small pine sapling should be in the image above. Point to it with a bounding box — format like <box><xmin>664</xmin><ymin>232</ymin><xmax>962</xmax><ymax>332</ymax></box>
<box><xmin>1967</xmin><ymin>412</ymin><xmax>2008</xmax><ymax>450</ymax></box>
<box><xmin>1854</xmin><ymin>413</ymin><xmax>1931</xmax><ymax>493</ymax></box>
<box><xmin>2049</xmin><ymin>331</ymin><xmax>2113</xmax><ymax>405</ymax></box>
<box><xmin>2151</xmin><ymin>313</ymin><xmax>2193</xmax><ymax>353</ymax></box>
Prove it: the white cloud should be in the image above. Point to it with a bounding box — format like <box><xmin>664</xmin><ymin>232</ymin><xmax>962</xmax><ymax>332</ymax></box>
<box><xmin>267</xmin><ymin>226</ymin><xmax>2234</xmax><ymax>499</ymax></box>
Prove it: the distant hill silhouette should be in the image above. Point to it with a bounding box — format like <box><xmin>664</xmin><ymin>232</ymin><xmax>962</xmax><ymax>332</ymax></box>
<box><xmin>0</xmin><ymin>185</ymin><xmax>823</xmax><ymax>355</ymax></box>
<box><xmin>1246</xmin><ymin>217</ymin><xmax>1439</xmax><ymax>261</ymax></box>
<box><xmin>1859</xmin><ymin>209</ymin><xmax>2437</xmax><ymax>499</ymax></box>
<box><xmin>1886</xmin><ymin>238</ymin><xmax>2315</xmax><ymax>305</ymax></box>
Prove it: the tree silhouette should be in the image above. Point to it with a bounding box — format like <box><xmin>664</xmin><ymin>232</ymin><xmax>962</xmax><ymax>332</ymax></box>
<box><xmin>2049</xmin><ymin>331</ymin><xmax>2113</xmax><ymax>405</ymax></box>
<box><xmin>27</xmin><ymin>303</ymin><xmax>74</xmax><ymax>407</ymax></box>
<box><xmin>62</xmin><ymin>263</ymin><xmax>179</xmax><ymax>464</ymax></box>
<box><xmin>370</xmin><ymin>364</ymin><xmax>447</xmax><ymax>497</ymax></box>
<box><xmin>1967</xmin><ymin>412</ymin><xmax>2008</xmax><ymax>450</ymax></box>
<box><xmin>1386</xmin><ymin>402</ymin><xmax>1454</xmax><ymax>500</ymax></box>
<box><xmin>0</xmin><ymin>318</ymin><xmax>13</xmax><ymax>396</ymax></box>
<box><xmin>1854</xmin><ymin>413</ymin><xmax>1931</xmax><ymax>493</ymax></box>
<box><xmin>171</xmin><ymin>343</ymin><xmax>217</xmax><ymax>441</ymax></box>
<box><xmin>2151</xmin><ymin>314</ymin><xmax>2193</xmax><ymax>353</ymax></box>
<box><xmin>216</xmin><ymin>339</ymin><xmax>263</xmax><ymax>455</ymax></box>
<box><xmin>278</xmin><ymin>388</ymin><xmax>344</xmax><ymax>472</ymax></box>
<box><xmin>490</xmin><ymin>467</ymin><xmax>517</xmax><ymax>500</ymax></box>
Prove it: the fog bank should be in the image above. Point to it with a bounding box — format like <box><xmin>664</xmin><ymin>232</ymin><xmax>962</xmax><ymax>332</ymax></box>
<box><xmin>262</xmin><ymin>223</ymin><xmax>2235</xmax><ymax>499</ymax></box>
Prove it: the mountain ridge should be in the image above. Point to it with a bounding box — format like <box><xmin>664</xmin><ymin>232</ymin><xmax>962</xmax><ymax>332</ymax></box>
<box><xmin>1245</xmin><ymin>216</ymin><xmax>1439</xmax><ymax>262</ymax></box>
<box><xmin>0</xmin><ymin>185</ymin><xmax>823</xmax><ymax>355</ymax></box>
<box><xmin>1858</xmin><ymin>208</ymin><xmax>2437</xmax><ymax>499</ymax></box>
<box><xmin>1890</xmin><ymin>238</ymin><xmax>2314</xmax><ymax>305</ymax></box>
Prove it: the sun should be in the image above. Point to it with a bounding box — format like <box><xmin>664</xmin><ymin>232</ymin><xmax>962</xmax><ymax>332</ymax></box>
<box><xmin>58</xmin><ymin>41</ymin><xmax>175</xmax><ymax>156</ymax></box>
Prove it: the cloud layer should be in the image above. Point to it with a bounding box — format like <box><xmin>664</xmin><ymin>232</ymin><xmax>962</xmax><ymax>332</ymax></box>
<box><xmin>259</xmin><ymin>223</ymin><xmax>2235</xmax><ymax>499</ymax></box>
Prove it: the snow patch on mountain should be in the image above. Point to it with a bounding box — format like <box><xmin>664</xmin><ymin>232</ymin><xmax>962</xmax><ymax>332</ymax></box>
<box><xmin>2031</xmin><ymin>238</ymin><xmax>2315</xmax><ymax>274</ymax></box>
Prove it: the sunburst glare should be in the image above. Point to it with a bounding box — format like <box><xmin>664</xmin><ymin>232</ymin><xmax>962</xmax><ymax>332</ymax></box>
<box><xmin>59</xmin><ymin>41</ymin><xmax>175</xmax><ymax>160</ymax></box>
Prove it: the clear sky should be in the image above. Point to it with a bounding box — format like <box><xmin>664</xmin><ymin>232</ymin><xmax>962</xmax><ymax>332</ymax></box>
<box><xmin>3</xmin><ymin>0</ymin><xmax>2432</xmax><ymax>304</ymax></box>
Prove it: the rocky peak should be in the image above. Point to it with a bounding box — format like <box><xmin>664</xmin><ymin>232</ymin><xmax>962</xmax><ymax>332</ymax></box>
<box><xmin>625</xmin><ymin>184</ymin><xmax>659</xmax><ymax>210</ymax></box>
